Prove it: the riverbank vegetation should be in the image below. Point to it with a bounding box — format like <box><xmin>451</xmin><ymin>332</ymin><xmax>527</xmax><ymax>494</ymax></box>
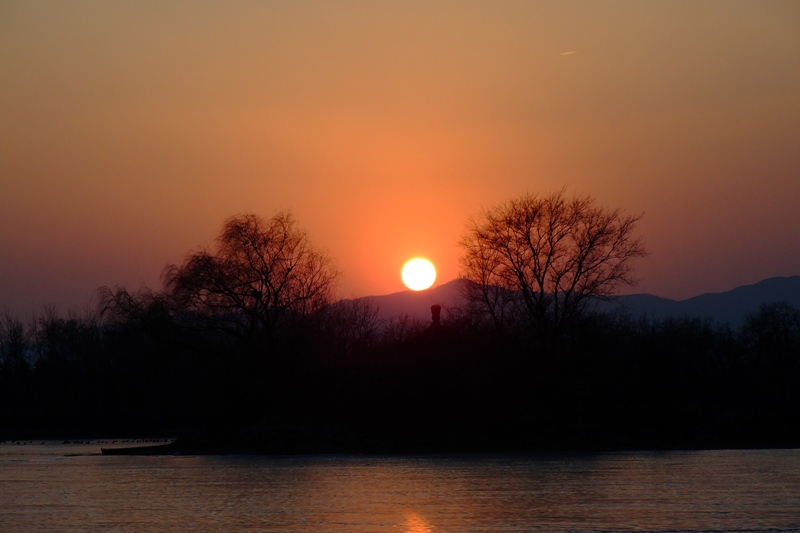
<box><xmin>2</xmin><ymin>298</ymin><xmax>799</xmax><ymax>451</ymax></box>
<box><xmin>2</xmin><ymin>195</ymin><xmax>799</xmax><ymax>452</ymax></box>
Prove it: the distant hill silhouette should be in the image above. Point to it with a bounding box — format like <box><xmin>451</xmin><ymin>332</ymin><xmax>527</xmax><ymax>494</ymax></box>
<box><xmin>356</xmin><ymin>281</ymin><xmax>466</xmax><ymax>323</ymax></box>
<box><xmin>603</xmin><ymin>275</ymin><xmax>800</xmax><ymax>327</ymax></box>
<box><xmin>357</xmin><ymin>276</ymin><xmax>800</xmax><ymax>327</ymax></box>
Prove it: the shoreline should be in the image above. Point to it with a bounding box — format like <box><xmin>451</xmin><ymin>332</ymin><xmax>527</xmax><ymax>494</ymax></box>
<box><xmin>99</xmin><ymin>433</ymin><xmax>800</xmax><ymax>457</ymax></box>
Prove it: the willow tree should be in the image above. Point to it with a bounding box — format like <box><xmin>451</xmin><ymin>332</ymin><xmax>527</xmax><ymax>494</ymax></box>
<box><xmin>459</xmin><ymin>190</ymin><xmax>647</xmax><ymax>351</ymax></box>
<box><xmin>162</xmin><ymin>212</ymin><xmax>338</xmax><ymax>353</ymax></box>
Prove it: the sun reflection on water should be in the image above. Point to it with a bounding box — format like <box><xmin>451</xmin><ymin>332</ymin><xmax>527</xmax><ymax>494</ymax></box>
<box><xmin>404</xmin><ymin>511</ymin><xmax>433</xmax><ymax>533</ymax></box>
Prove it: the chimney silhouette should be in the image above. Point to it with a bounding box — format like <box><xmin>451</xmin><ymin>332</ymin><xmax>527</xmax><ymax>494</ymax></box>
<box><xmin>430</xmin><ymin>304</ymin><xmax>441</xmax><ymax>328</ymax></box>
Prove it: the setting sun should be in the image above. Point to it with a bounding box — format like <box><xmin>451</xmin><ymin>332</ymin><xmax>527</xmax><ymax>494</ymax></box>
<box><xmin>401</xmin><ymin>258</ymin><xmax>436</xmax><ymax>291</ymax></box>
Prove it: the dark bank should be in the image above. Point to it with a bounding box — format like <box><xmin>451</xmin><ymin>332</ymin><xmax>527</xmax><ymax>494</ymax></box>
<box><xmin>4</xmin><ymin>297</ymin><xmax>798</xmax><ymax>456</ymax></box>
<box><xmin>3</xmin><ymin>205</ymin><xmax>799</xmax><ymax>454</ymax></box>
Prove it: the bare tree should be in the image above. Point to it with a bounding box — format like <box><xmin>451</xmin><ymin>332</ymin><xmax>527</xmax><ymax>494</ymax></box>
<box><xmin>0</xmin><ymin>310</ymin><xmax>29</xmax><ymax>374</ymax></box>
<box><xmin>98</xmin><ymin>286</ymin><xmax>174</xmax><ymax>336</ymax></box>
<box><xmin>319</xmin><ymin>298</ymin><xmax>384</xmax><ymax>360</ymax></box>
<box><xmin>459</xmin><ymin>190</ymin><xmax>647</xmax><ymax>351</ymax></box>
<box><xmin>162</xmin><ymin>212</ymin><xmax>338</xmax><ymax>350</ymax></box>
<box><xmin>741</xmin><ymin>301</ymin><xmax>800</xmax><ymax>361</ymax></box>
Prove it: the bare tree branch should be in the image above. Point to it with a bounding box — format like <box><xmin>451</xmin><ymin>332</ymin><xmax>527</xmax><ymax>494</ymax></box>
<box><xmin>459</xmin><ymin>190</ymin><xmax>648</xmax><ymax>352</ymax></box>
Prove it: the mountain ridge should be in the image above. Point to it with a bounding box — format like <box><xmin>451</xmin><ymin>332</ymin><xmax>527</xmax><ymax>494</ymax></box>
<box><xmin>354</xmin><ymin>276</ymin><xmax>800</xmax><ymax>327</ymax></box>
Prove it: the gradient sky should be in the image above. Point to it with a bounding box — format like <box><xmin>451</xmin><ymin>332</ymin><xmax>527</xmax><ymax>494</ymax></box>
<box><xmin>2</xmin><ymin>0</ymin><xmax>799</xmax><ymax>316</ymax></box>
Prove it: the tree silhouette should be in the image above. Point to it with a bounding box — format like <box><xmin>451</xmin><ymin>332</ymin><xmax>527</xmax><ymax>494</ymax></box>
<box><xmin>741</xmin><ymin>301</ymin><xmax>800</xmax><ymax>362</ymax></box>
<box><xmin>459</xmin><ymin>190</ymin><xmax>647</xmax><ymax>352</ymax></box>
<box><xmin>161</xmin><ymin>212</ymin><xmax>338</xmax><ymax>353</ymax></box>
<box><xmin>0</xmin><ymin>310</ymin><xmax>29</xmax><ymax>376</ymax></box>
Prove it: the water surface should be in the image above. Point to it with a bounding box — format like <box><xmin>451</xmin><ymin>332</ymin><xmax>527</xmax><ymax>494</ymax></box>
<box><xmin>1</xmin><ymin>442</ymin><xmax>799</xmax><ymax>532</ymax></box>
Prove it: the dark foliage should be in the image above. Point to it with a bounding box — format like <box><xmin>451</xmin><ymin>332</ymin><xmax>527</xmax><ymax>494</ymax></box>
<box><xmin>2</xmin><ymin>210</ymin><xmax>796</xmax><ymax>451</ymax></box>
<box><xmin>2</xmin><ymin>297</ymin><xmax>798</xmax><ymax>451</ymax></box>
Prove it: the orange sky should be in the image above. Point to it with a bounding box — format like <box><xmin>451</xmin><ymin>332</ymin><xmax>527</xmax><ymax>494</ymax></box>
<box><xmin>1</xmin><ymin>1</ymin><xmax>799</xmax><ymax>315</ymax></box>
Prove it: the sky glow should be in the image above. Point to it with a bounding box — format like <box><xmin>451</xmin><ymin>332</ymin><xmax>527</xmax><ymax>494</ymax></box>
<box><xmin>1</xmin><ymin>1</ymin><xmax>799</xmax><ymax>315</ymax></box>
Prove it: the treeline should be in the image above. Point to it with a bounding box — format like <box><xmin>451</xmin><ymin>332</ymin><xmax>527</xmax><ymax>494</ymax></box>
<box><xmin>2</xmin><ymin>196</ymin><xmax>799</xmax><ymax>451</ymax></box>
<box><xmin>1</xmin><ymin>298</ymin><xmax>799</xmax><ymax>451</ymax></box>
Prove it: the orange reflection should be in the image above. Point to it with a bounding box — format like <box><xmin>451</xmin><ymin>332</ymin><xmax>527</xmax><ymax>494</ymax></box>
<box><xmin>404</xmin><ymin>512</ymin><xmax>433</xmax><ymax>533</ymax></box>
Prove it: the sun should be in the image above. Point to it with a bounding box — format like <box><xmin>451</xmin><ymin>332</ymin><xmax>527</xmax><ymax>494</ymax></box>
<box><xmin>401</xmin><ymin>258</ymin><xmax>436</xmax><ymax>291</ymax></box>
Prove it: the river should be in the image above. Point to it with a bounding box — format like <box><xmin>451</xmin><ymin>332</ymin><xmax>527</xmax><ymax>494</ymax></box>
<box><xmin>1</xmin><ymin>442</ymin><xmax>799</xmax><ymax>532</ymax></box>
